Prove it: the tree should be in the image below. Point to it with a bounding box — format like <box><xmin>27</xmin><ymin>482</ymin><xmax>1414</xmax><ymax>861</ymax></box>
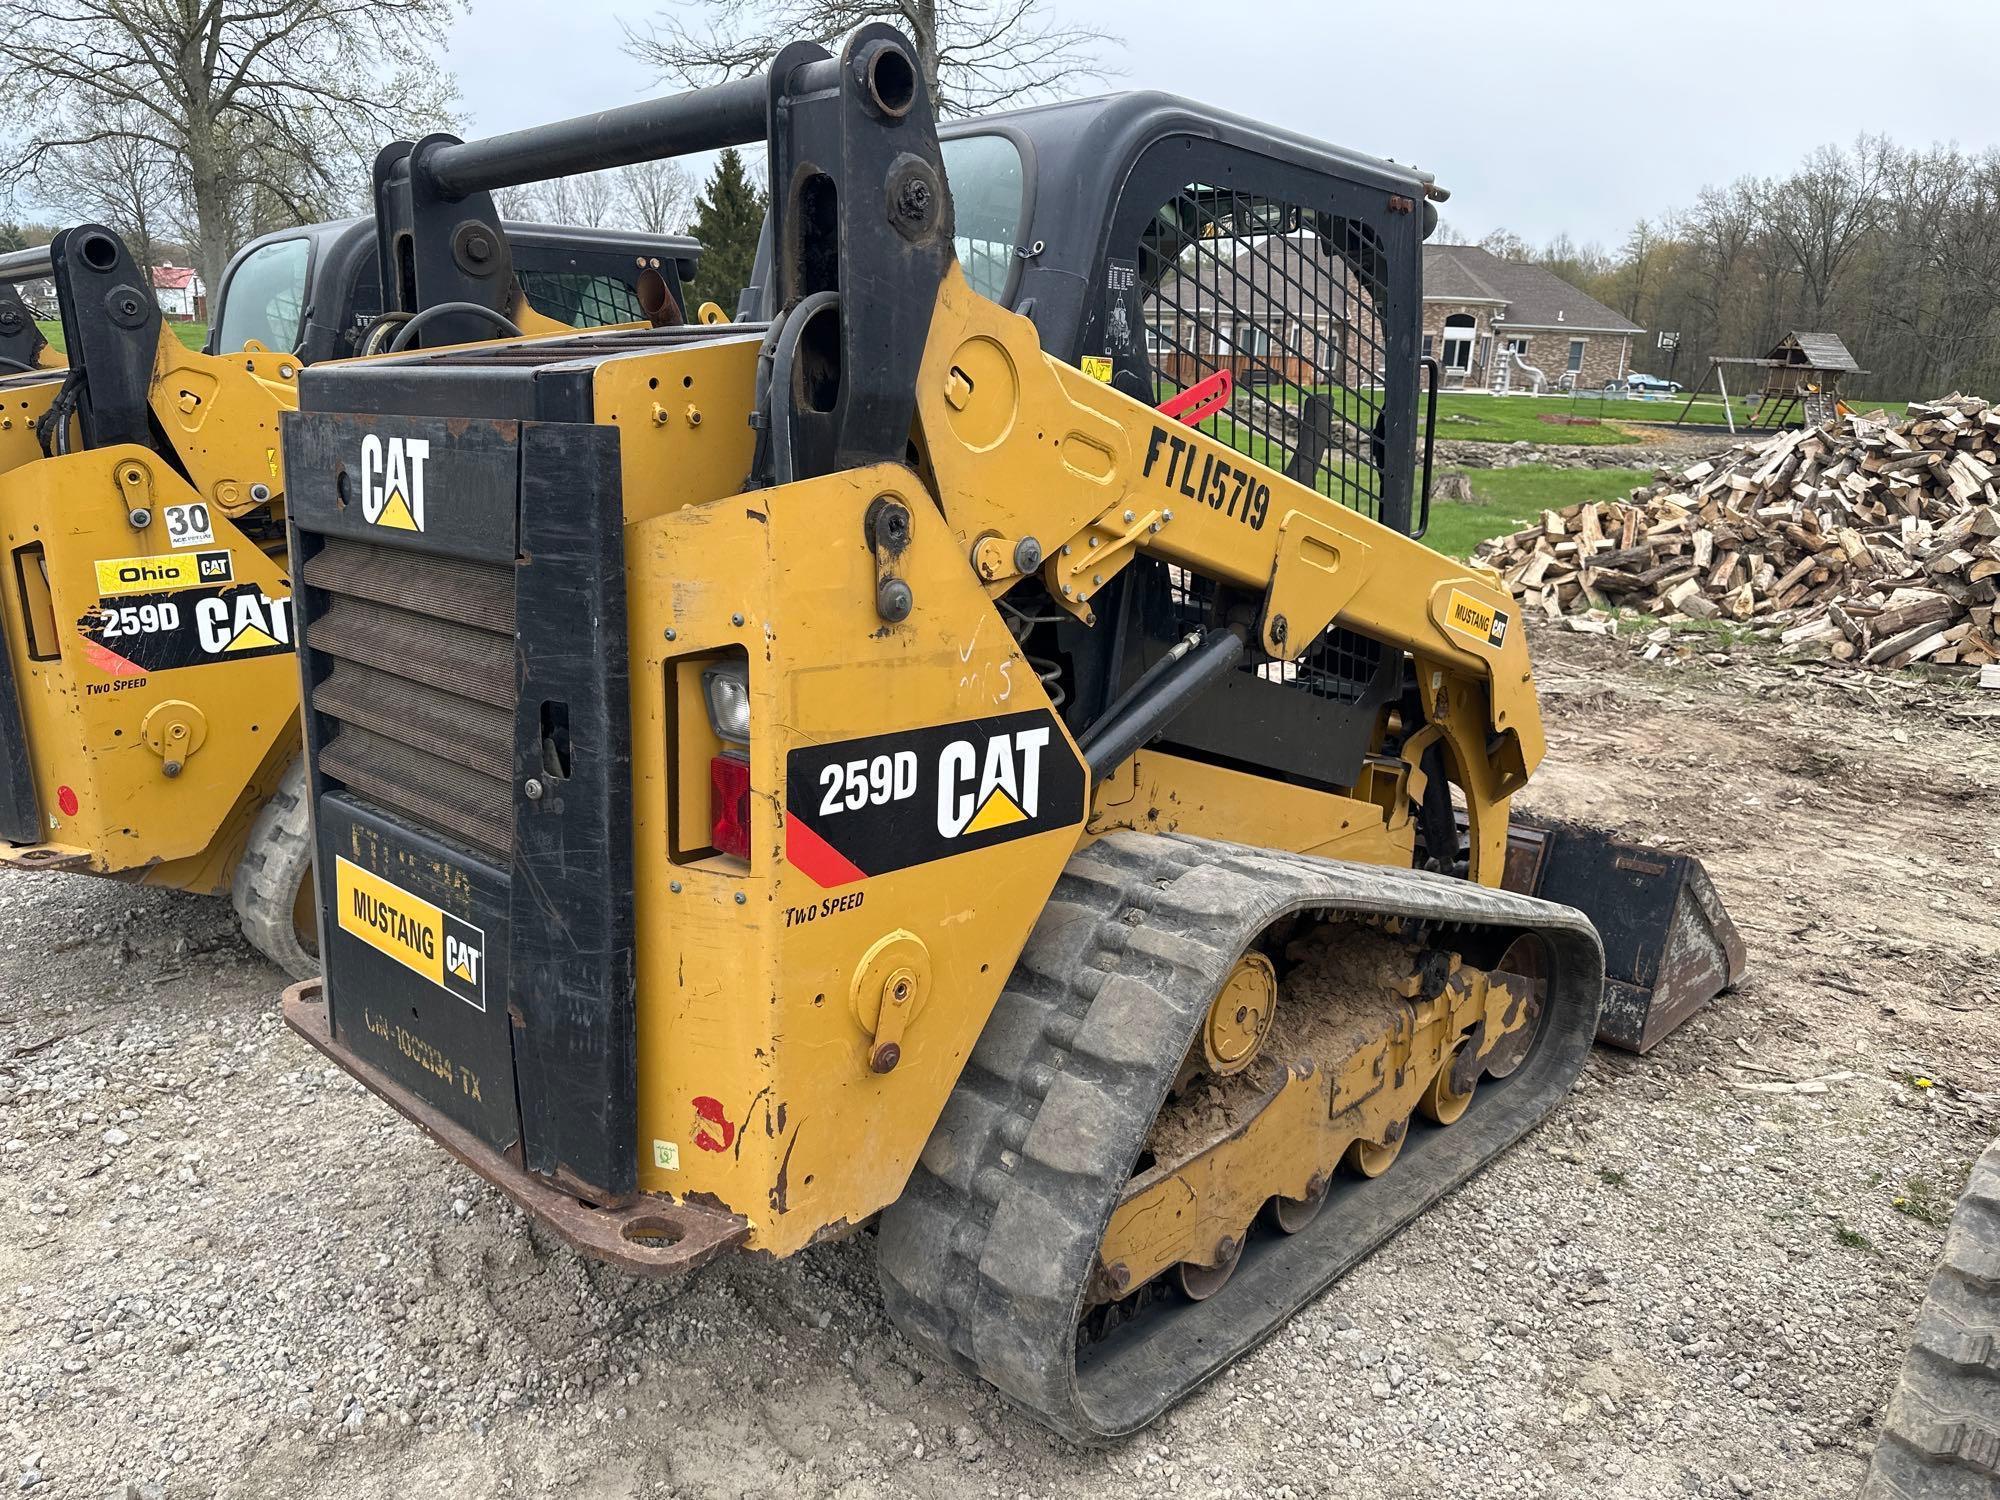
<box><xmin>683</xmin><ymin>148</ymin><xmax>768</xmax><ymax>314</ymax></box>
<box><xmin>1758</xmin><ymin>138</ymin><xmax>1890</xmax><ymax>324</ymax></box>
<box><xmin>622</xmin><ymin>0</ymin><xmax>1114</xmax><ymax>117</ymax></box>
<box><xmin>515</xmin><ymin>171</ymin><xmax>622</xmax><ymax>229</ymax></box>
<box><xmin>1477</xmin><ymin>227</ymin><xmax>1532</xmax><ymax>262</ymax></box>
<box><xmin>0</xmin><ymin>1</ymin><xmax>461</xmax><ymax>297</ymax></box>
<box><xmin>619</xmin><ymin>159</ymin><xmax>696</xmax><ymax>236</ymax></box>
<box><xmin>35</xmin><ymin>105</ymin><xmax>174</xmax><ymax>270</ymax></box>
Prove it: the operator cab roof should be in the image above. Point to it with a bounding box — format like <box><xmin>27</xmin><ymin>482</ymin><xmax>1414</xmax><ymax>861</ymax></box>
<box><xmin>938</xmin><ymin>90</ymin><xmax>1438</xmax><ymax>205</ymax></box>
<box><xmin>928</xmin><ymin>91</ymin><xmax>1440</xmax><ymax>364</ymax></box>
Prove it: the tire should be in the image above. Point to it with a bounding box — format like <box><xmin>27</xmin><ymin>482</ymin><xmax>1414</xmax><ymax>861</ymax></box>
<box><xmin>1862</xmin><ymin>1138</ymin><xmax>2000</xmax><ymax>1498</ymax></box>
<box><xmin>230</xmin><ymin>756</ymin><xmax>319</xmax><ymax>980</ymax></box>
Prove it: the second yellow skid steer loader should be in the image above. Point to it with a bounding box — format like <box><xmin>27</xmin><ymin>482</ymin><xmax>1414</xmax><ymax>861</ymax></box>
<box><xmin>281</xmin><ymin>27</ymin><xmax>1743</xmax><ymax>1440</ymax></box>
<box><xmin>0</xmin><ymin>280</ymin><xmax>61</xmax><ymax>374</ymax></box>
<box><xmin>0</xmin><ymin>215</ymin><xmax>699</xmax><ymax>976</ymax></box>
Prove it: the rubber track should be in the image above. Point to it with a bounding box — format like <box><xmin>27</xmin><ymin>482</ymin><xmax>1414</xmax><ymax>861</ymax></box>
<box><xmin>877</xmin><ymin>831</ymin><xmax>1606</xmax><ymax>1442</ymax></box>
<box><xmin>1863</xmin><ymin>1138</ymin><xmax>2000</xmax><ymax>1499</ymax></box>
<box><xmin>230</xmin><ymin>756</ymin><xmax>318</xmax><ymax>981</ymax></box>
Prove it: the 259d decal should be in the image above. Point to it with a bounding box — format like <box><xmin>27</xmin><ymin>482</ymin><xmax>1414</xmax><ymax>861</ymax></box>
<box><xmin>783</xmin><ymin>709</ymin><xmax>1086</xmax><ymax>887</ymax></box>
<box><xmin>78</xmin><ymin>581</ymin><xmax>293</xmax><ymax>675</ymax></box>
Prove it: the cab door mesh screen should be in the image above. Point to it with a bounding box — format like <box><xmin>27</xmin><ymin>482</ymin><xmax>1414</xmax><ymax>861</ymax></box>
<box><xmin>516</xmin><ymin>271</ymin><xmax>645</xmax><ymax>329</ymax></box>
<box><xmin>1141</xmin><ymin>187</ymin><xmax>1389</xmax><ymax>521</ymax></box>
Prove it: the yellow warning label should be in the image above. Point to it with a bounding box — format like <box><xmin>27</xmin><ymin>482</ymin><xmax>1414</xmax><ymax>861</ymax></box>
<box><xmin>1080</xmin><ymin>355</ymin><xmax>1113</xmax><ymax>383</ymax></box>
<box><xmin>334</xmin><ymin>855</ymin><xmax>486</xmax><ymax>1010</ymax></box>
<box><xmin>94</xmin><ymin>549</ymin><xmax>232</xmax><ymax>597</ymax></box>
<box><xmin>1443</xmin><ymin>588</ymin><xmax>1509</xmax><ymax>649</ymax></box>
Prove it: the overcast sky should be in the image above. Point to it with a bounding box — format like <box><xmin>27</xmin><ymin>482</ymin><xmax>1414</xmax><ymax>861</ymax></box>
<box><xmin>448</xmin><ymin>0</ymin><xmax>2000</xmax><ymax>250</ymax></box>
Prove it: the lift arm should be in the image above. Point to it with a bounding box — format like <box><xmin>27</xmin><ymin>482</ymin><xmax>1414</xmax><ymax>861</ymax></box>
<box><xmin>911</xmin><ymin>263</ymin><xmax>1544</xmax><ymax>883</ymax></box>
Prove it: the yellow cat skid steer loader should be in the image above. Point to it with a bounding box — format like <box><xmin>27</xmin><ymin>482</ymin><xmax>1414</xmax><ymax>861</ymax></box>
<box><xmin>0</xmin><ymin>278</ymin><xmax>61</xmax><ymax>374</ymax></box>
<box><xmin>281</xmin><ymin>28</ymin><xmax>1744</xmax><ymax>1440</ymax></box>
<box><xmin>0</xmin><ymin>214</ymin><xmax>699</xmax><ymax>976</ymax></box>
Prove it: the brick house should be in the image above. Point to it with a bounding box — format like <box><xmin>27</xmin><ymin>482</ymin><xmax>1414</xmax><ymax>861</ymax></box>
<box><xmin>1145</xmin><ymin>232</ymin><xmax>1385</xmax><ymax>393</ymax></box>
<box><xmin>1422</xmin><ymin>244</ymin><xmax>1638</xmax><ymax>392</ymax></box>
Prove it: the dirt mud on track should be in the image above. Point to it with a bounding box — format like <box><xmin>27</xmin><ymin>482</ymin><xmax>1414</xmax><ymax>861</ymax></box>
<box><xmin>1</xmin><ymin>626</ymin><xmax>1994</xmax><ymax>1499</ymax></box>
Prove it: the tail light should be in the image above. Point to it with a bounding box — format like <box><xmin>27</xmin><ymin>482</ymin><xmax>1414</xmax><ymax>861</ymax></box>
<box><xmin>701</xmin><ymin>662</ymin><xmax>752</xmax><ymax>860</ymax></box>
<box><xmin>709</xmin><ymin>753</ymin><xmax>751</xmax><ymax>859</ymax></box>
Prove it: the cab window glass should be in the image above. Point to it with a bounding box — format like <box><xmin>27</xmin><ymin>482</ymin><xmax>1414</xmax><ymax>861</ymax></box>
<box><xmin>215</xmin><ymin>238</ymin><xmax>309</xmax><ymax>353</ymax></box>
<box><xmin>515</xmin><ymin>270</ymin><xmax>644</xmax><ymax>328</ymax></box>
<box><xmin>940</xmin><ymin>133</ymin><xmax>1026</xmax><ymax>304</ymax></box>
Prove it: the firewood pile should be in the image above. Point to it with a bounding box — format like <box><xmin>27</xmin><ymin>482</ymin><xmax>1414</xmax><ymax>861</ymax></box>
<box><xmin>1474</xmin><ymin>396</ymin><xmax>2000</xmax><ymax>670</ymax></box>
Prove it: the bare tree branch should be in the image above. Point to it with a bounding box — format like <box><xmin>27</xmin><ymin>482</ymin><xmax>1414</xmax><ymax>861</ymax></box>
<box><xmin>620</xmin><ymin>0</ymin><xmax>1118</xmax><ymax>118</ymax></box>
<box><xmin>0</xmin><ymin>0</ymin><xmax>461</xmax><ymax>294</ymax></box>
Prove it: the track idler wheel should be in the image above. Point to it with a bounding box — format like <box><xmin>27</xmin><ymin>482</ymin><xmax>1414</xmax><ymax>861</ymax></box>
<box><xmin>1202</xmin><ymin>953</ymin><xmax>1276</xmax><ymax>1075</ymax></box>
<box><xmin>1482</xmin><ymin>934</ymin><xmax>1549</xmax><ymax>1080</ymax></box>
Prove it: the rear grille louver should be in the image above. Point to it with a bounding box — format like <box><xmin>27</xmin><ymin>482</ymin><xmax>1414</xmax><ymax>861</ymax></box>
<box><xmin>303</xmin><ymin>537</ymin><xmax>515</xmax><ymax>858</ymax></box>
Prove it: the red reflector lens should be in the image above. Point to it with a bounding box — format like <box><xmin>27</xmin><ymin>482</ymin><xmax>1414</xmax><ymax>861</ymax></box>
<box><xmin>709</xmin><ymin>754</ymin><xmax>752</xmax><ymax>860</ymax></box>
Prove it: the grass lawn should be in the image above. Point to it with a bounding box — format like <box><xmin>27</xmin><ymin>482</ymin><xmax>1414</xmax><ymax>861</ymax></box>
<box><xmin>1231</xmin><ymin>383</ymin><xmax>1651</xmax><ymax>447</ymax></box>
<box><xmin>1420</xmin><ymin>463</ymin><xmax>1656</xmax><ymax>559</ymax></box>
<box><xmin>1430</xmin><ymin>391</ymin><xmax>1646</xmax><ymax>446</ymax></box>
<box><xmin>35</xmin><ymin>319</ymin><xmax>206</xmax><ymax>354</ymax></box>
<box><xmin>1174</xmin><ymin>380</ymin><xmax>1918</xmax><ymax>459</ymax></box>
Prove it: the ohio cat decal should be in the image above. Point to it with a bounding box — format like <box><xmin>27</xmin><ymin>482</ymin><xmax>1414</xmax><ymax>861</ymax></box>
<box><xmin>783</xmin><ymin>708</ymin><xmax>1086</xmax><ymax>886</ymax></box>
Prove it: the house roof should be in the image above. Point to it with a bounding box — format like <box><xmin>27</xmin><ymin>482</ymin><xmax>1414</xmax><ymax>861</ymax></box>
<box><xmin>1423</xmin><ymin>244</ymin><xmax>1640</xmax><ymax>334</ymax></box>
<box><xmin>151</xmin><ymin>265</ymin><xmax>197</xmax><ymax>291</ymax></box>
<box><xmin>1421</xmin><ymin>246</ymin><xmax>1504</xmax><ymax>303</ymax></box>
<box><xmin>1148</xmin><ymin>233</ymin><xmax>1361</xmax><ymax>325</ymax></box>
<box><xmin>1771</xmin><ymin>331</ymin><xmax>1860</xmax><ymax>372</ymax></box>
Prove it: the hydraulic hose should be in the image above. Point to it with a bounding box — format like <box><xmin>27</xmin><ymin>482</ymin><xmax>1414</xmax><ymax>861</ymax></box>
<box><xmin>385</xmin><ymin>302</ymin><xmax>523</xmax><ymax>353</ymax></box>
<box><xmin>765</xmin><ymin>290</ymin><xmax>842</xmax><ymax>486</ymax></box>
<box><xmin>1086</xmin><ymin>629</ymin><xmax>1205</xmax><ymax>738</ymax></box>
<box><xmin>359</xmin><ymin>312</ymin><xmax>413</xmax><ymax>357</ymax></box>
<box><xmin>1079</xmin><ymin>628</ymin><xmax>1247</xmax><ymax>777</ymax></box>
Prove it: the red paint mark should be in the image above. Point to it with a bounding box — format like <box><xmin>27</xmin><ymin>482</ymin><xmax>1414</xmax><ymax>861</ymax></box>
<box><xmin>55</xmin><ymin>785</ymin><xmax>78</xmax><ymax>817</ymax></box>
<box><xmin>82</xmin><ymin>640</ymin><xmax>144</xmax><ymax>677</ymax></box>
<box><xmin>784</xmin><ymin>815</ymin><xmax>866</xmax><ymax>889</ymax></box>
<box><xmin>690</xmin><ymin>1096</ymin><xmax>735</xmax><ymax>1153</ymax></box>
<box><xmin>1157</xmin><ymin>369</ymin><xmax>1233</xmax><ymax>426</ymax></box>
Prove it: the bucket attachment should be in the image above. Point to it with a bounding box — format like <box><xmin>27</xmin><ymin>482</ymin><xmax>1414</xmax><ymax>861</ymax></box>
<box><xmin>1499</xmin><ymin>817</ymin><xmax>1746</xmax><ymax>1053</ymax></box>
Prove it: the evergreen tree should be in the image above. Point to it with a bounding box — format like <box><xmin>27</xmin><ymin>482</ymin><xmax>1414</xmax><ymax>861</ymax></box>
<box><xmin>684</xmin><ymin>149</ymin><xmax>767</xmax><ymax>316</ymax></box>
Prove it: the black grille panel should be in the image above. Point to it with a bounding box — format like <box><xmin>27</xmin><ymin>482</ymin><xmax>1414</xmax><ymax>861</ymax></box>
<box><xmin>313</xmin><ymin>661</ymin><xmax>514</xmax><ymax>781</ymax></box>
<box><xmin>304</xmin><ymin>537</ymin><xmax>516</xmax><ymax>861</ymax></box>
<box><xmin>302</xmin><ymin>539</ymin><xmax>513</xmax><ymax>633</ymax></box>
<box><xmin>285</xmin><ymin>401</ymin><xmax>637</xmax><ymax>1200</ymax></box>
<box><xmin>321</xmin><ymin>723</ymin><xmax>512</xmax><ymax>861</ymax></box>
<box><xmin>308</xmin><ymin>597</ymin><xmax>514</xmax><ymax>708</ymax></box>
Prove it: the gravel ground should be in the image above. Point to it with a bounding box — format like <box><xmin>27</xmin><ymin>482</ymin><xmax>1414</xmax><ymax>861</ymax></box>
<box><xmin>1</xmin><ymin>627</ymin><xmax>1994</xmax><ymax>1499</ymax></box>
